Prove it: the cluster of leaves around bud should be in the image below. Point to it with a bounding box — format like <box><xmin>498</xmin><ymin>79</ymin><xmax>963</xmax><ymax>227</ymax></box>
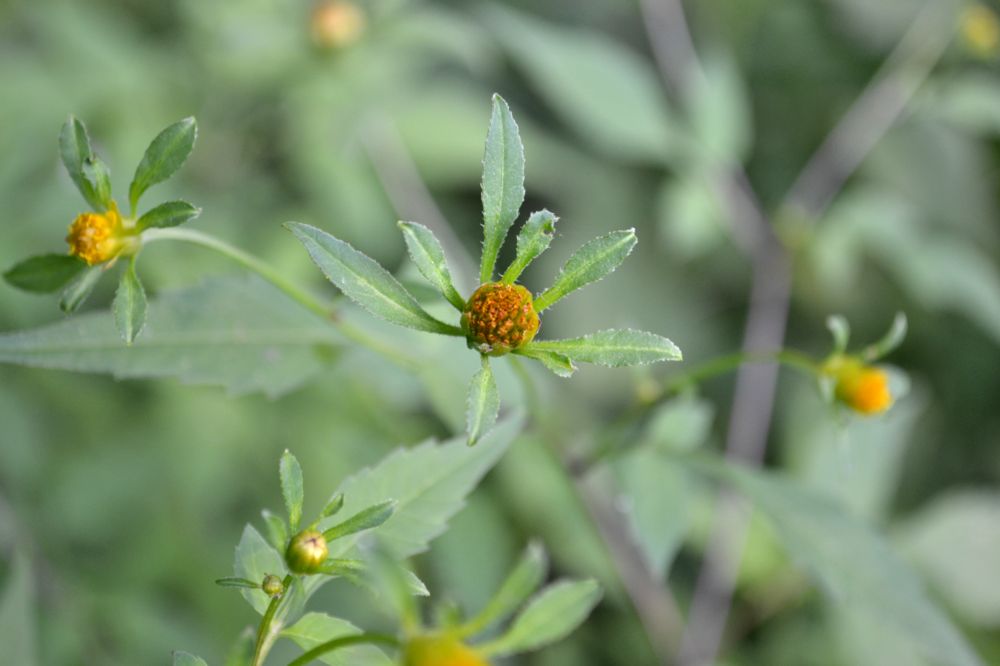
<box><xmin>286</xmin><ymin>94</ymin><xmax>682</xmax><ymax>445</ymax></box>
<box><xmin>2</xmin><ymin>115</ymin><xmax>201</xmax><ymax>343</ymax></box>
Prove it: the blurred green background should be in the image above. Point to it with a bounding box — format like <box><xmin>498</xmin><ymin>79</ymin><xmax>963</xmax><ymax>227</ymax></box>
<box><xmin>1</xmin><ymin>0</ymin><xmax>1000</xmax><ymax>664</ymax></box>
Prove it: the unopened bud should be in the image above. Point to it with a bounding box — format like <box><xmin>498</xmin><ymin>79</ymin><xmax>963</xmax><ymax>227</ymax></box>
<box><xmin>285</xmin><ymin>530</ymin><xmax>329</xmax><ymax>574</ymax></box>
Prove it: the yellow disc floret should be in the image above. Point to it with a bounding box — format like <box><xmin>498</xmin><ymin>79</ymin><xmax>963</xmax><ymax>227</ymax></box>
<box><xmin>824</xmin><ymin>356</ymin><xmax>893</xmax><ymax>415</ymax></box>
<box><xmin>961</xmin><ymin>4</ymin><xmax>1000</xmax><ymax>57</ymax></box>
<box><xmin>66</xmin><ymin>203</ymin><xmax>129</xmax><ymax>265</ymax></box>
<box><xmin>285</xmin><ymin>530</ymin><xmax>329</xmax><ymax>574</ymax></box>
<box><xmin>461</xmin><ymin>282</ymin><xmax>540</xmax><ymax>356</ymax></box>
<box><xmin>403</xmin><ymin>634</ymin><xmax>489</xmax><ymax>666</ymax></box>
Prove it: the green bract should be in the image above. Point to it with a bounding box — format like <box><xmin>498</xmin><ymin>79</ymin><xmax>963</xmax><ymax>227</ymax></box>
<box><xmin>288</xmin><ymin>94</ymin><xmax>682</xmax><ymax>444</ymax></box>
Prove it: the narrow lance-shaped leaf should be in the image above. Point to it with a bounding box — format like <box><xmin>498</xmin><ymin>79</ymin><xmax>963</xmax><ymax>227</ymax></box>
<box><xmin>525</xmin><ymin>329</ymin><xmax>681</xmax><ymax>367</ymax></box>
<box><xmin>513</xmin><ymin>346</ymin><xmax>576</xmax><ymax>378</ymax></box>
<box><xmin>261</xmin><ymin>509</ymin><xmax>289</xmax><ymax>552</ymax></box>
<box><xmin>459</xmin><ymin>542</ymin><xmax>549</xmax><ymax>638</ymax></box>
<box><xmin>215</xmin><ymin>577</ymin><xmax>261</xmax><ymax>589</ymax></box>
<box><xmin>322</xmin><ymin>500</ymin><xmax>396</xmax><ymax>542</ymax></box>
<box><xmin>502</xmin><ymin>210</ymin><xmax>558</xmax><ymax>284</ymax></box>
<box><xmin>480</xmin><ymin>94</ymin><xmax>525</xmax><ymax>283</ymax></box>
<box><xmin>59</xmin><ymin>265</ymin><xmax>103</xmax><ymax>314</ymax></box>
<box><xmin>129</xmin><ymin>117</ymin><xmax>197</xmax><ymax>212</ymax></box>
<box><xmin>466</xmin><ymin>356</ymin><xmax>499</xmax><ymax>446</ymax></box>
<box><xmin>479</xmin><ymin>579</ymin><xmax>602</xmax><ymax>658</ymax></box>
<box><xmin>287</xmin><ymin>223</ymin><xmax>462</xmax><ymax>336</ymax></box>
<box><xmin>827</xmin><ymin>315</ymin><xmax>850</xmax><ymax>355</ymax></box>
<box><xmin>534</xmin><ymin>229</ymin><xmax>637</xmax><ymax>312</ymax></box>
<box><xmin>137</xmin><ymin>200</ymin><xmax>201</xmax><ymax>230</ymax></box>
<box><xmin>59</xmin><ymin>115</ymin><xmax>102</xmax><ymax>209</ymax></box>
<box><xmin>3</xmin><ymin>254</ymin><xmax>86</xmax><ymax>293</ymax></box>
<box><xmin>398</xmin><ymin>221</ymin><xmax>465</xmax><ymax>310</ymax></box>
<box><xmin>82</xmin><ymin>156</ymin><xmax>113</xmax><ymax>210</ymax></box>
<box><xmin>280</xmin><ymin>450</ymin><xmax>305</xmax><ymax>534</ymax></box>
<box><xmin>319</xmin><ymin>493</ymin><xmax>345</xmax><ymax>520</ymax></box>
<box><xmin>113</xmin><ymin>257</ymin><xmax>146</xmax><ymax>344</ymax></box>
<box><xmin>864</xmin><ymin>312</ymin><xmax>907</xmax><ymax>361</ymax></box>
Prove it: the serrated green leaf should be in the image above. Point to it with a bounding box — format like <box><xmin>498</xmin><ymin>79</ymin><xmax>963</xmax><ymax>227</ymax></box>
<box><xmin>534</xmin><ymin>230</ymin><xmax>637</xmax><ymax>312</ymax></box>
<box><xmin>129</xmin><ymin>117</ymin><xmax>197</xmax><ymax>212</ymax></box>
<box><xmin>466</xmin><ymin>356</ymin><xmax>499</xmax><ymax>446</ymax></box>
<box><xmin>322</xmin><ymin>500</ymin><xmax>396</xmax><ymax>542</ymax></box>
<box><xmin>113</xmin><ymin>257</ymin><xmax>146</xmax><ymax>344</ymax></box>
<box><xmin>3</xmin><ymin>254</ymin><xmax>86</xmax><ymax>293</ymax></box>
<box><xmin>460</xmin><ymin>542</ymin><xmax>548</xmax><ymax>638</ymax></box>
<box><xmin>525</xmin><ymin>329</ymin><xmax>681</xmax><ymax>367</ymax></box>
<box><xmin>0</xmin><ymin>275</ymin><xmax>340</xmax><ymax>397</ymax></box>
<box><xmin>234</xmin><ymin>524</ymin><xmax>287</xmax><ymax>614</ymax></box>
<box><xmin>480</xmin><ymin>94</ymin><xmax>525</xmax><ymax>283</ymax></box>
<box><xmin>827</xmin><ymin>315</ymin><xmax>851</xmax><ymax>354</ymax></box>
<box><xmin>262</xmin><ymin>509</ymin><xmax>289</xmax><ymax>552</ymax></box>
<box><xmin>480</xmin><ymin>579</ymin><xmax>602</xmax><ymax>657</ymax></box>
<box><xmin>686</xmin><ymin>457</ymin><xmax>985</xmax><ymax>666</ymax></box>
<box><xmin>136</xmin><ymin>200</ymin><xmax>201</xmax><ymax>230</ymax></box>
<box><xmin>282</xmin><ymin>613</ymin><xmax>393</xmax><ymax>666</ymax></box>
<box><xmin>287</xmin><ymin>223</ymin><xmax>461</xmax><ymax>335</ymax></box>
<box><xmin>82</xmin><ymin>156</ymin><xmax>113</xmax><ymax>209</ymax></box>
<box><xmin>172</xmin><ymin>651</ymin><xmax>208</xmax><ymax>666</ymax></box>
<box><xmin>502</xmin><ymin>209</ymin><xmax>558</xmax><ymax>284</ymax></box>
<box><xmin>280</xmin><ymin>450</ymin><xmax>305</xmax><ymax>533</ymax></box>
<box><xmin>59</xmin><ymin>115</ymin><xmax>102</xmax><ymax>209</ymax></box>
<box><xmin>0</xmin><ymin>551</ymin><xmax>37</xmax><ymax>666</ymax></box>
<box><xmin>59</xmin><ymin>264</ymin><xmax>103</xmax><ymax>313</ymax></box>
<box><xmin>513</xmin><ymin>346</ymin><xmax>575</xmax><ymax>378</ymax></box>
<box><xmin>398</xmin><ymin>221</ymin><xmax>464</xmax><ymax>310</ymax></box>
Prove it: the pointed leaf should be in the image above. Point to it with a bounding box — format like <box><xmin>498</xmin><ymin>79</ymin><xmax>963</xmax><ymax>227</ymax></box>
<box><xmin>136</xmin><ymin>200</ymin><xmax>201</xmax><ymax>230</ymax></box>
<box><xmin>59</xmin><ymin>264</ymin><xmax>103</xmax><ymax>313</ymax></box>
<box><xmin>322</xmin><ymin>500</ymin><xmax>396</xmax><ymax>542</ymax></box>
<box><xmin>480</xmin><ymin>94</ymin><xmax>525</xmax><ymax>283</ymax></box>
<box><xmin>234</xmin><ymin>524</ymin><xmax>287</xmax><ymax>614</ymax></box>
<box><xmin>534</xmin><ymin>230</ymin><xmax>637</xmax><ymax>312</ymax></box>
<box><xmin>480</xmin><ymin>579</ymin><xmax>602</xmax><ymax>657</ymax></box>
<box><xmin>502</xmin><ymin>210</ymin><xmax>558</xmax><ymax>284</ymax></box>
<box><xmin>863</xmin><ymin>312</ymin><xmax>908</xmax><ymax>361</ymax></box>
<box><xmin>526</xmin><ymin>329</ymin><xmax>681</xmax><ymax>367</ymax></box>
<box><xmin>113</xmin><ymin>258</ymin><xmax>146</xmax><ymax>344</ymax></box>
<box><xmin>282</xmin><ymin>613</ymin><xmax>393</xmax><ymax>666</ymax></box>
<box><xmin>215</xmin><ymin>577</ymin><xmax>261</xmax><ymax>590</ymax></box>
<box><xmin>129</xmin><ymin>117</ymin><xmax>197</xmax><ymax>211</ymax></box>
<box><xmin>261</xmin><ymin>509</ymin><xmax>289</xmax><ymax>552</ymax></box>
<box><xmin>3</xmin><ymin>254</ymin><xmax>86</xmax><ymax>293</ymax></box>
<box><xmin>287</xmin><ymin>222</ymin><xmax>461</xmax><ymax>335</ymax></box>
<box><xmin>513</xmin><ymin>346</ymin><xmax>576</xmax><ymax>378</ymax></box>
<box><xmin>461</xmin><ymin>542</ymin><xmax>548</xmax><ymax>638</ymax></box>
<box><xmin>280</xmin><ymin>450</ymin><xmax>305</xmax><ymax>533</ymax></box>
<box><xmin>466</xmin><ymin>356</ymin><xmax>499</xmax><ymax>446</ymax></box>
<box><xmin>320</xmin><ymin>493</ymin><xmax>345</xmax><ymax>520</ymax></box>
<box><xmin>59</xmin><ymin>115</ymin><xmax>102</xmax><ymax>209</ymax></box>
<box><xmin>827</xmin><ymin>315</ymin><xmax>851</xmax><ymax>355</ymax></box>
<box><xmin>398</xmin><ymin>221</ymin><xmax>464</xmax><ymax>310</ymax></box>
<box><xmin>172</xmin><ymin>652</ymin><xmax>208</xmax><ymax>666</ymax></box>
<box><xmin>82</xmin><ymin>156</ymin><xmax>113</xmax><ymax>210</ymax></box>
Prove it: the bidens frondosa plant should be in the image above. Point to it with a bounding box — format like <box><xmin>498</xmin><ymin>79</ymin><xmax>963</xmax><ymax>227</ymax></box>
<box><xmin>288</xmin><ymin>94</ymin><xmax>682</xmax><ymax>443</ymax></box>
<box><xmin>820</xmin><ymin>312</ymin><xmax>908</xmax><ymax>416</ymax></box>
<box><xmin>3</xmin><ymin>115</ymin><xmax>200</xmax><ymax>342</ymax></box>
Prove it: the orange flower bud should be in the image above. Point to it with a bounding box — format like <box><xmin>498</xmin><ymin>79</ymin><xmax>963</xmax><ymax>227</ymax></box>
<box><xmin>825</xmin><ymin>357</ymin><xmax>893</xmax><ymax>415</ymax></box>
<box><xmin>65</xmin><ymin>203</ymin><xmax>131</xmax><ymax>265</ymax></box>
<box><xmin>403</xmin><ymin>634</ymin><xmax>489</xmax><ymax>666</ymax></box>
<box><xmin>310</xmin><ymin>0</ymin><xmax>366</xmax><ymax>50</ymax></box>
<box><xmin>461</xmin><ymin>282</ymin><xmax>540</xmax><ymax>356</ymax></box>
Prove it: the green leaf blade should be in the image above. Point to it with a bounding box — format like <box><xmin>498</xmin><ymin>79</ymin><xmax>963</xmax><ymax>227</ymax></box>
<box><xmin>172</xmin><ymin>651</ymin><xmax>208</xmax><ymax>666</ymax></box>
<box><xmin>322</xmin><ymin>500</ymin><xmax>396</xmax><ymax>542</ymax></box>
<box><xmin>82</xmin><ymin>156</ymin><xmax>113</xmax><ymax>210</ymax></box>
<box><xmin>136</xmin><ymin>200</ymin><xmax>201</xmax><ymax>230</ymax></box>
<box><xmin>129</xmin><ymin>117</ymin><xmax>197</xmax><ymax>212</ymax></box>
<box><xmin>513</xmin><ymin>347</ymin><xmax>576</xmax><ymax>378</ymax></box>
<box><xmin>466</xmin><ymin>356</ymin><xmax>499</xmax><ymax>446</ymax></box>
<box><xmin>3</xmin><ymin>254</ymin><xmax>86</xmax><ymax>293</ymax></box>
<box><xmin>280</xmin><ymin>450</ymin><xmax>305</xmax><ymax>533</ymax></box>
<box><xmin>287</xmin><ymin>223</ymin><xmax>461</xmax><ymax>335</ymax></box>
<box><xmin>480</xmin><ymin>94</ymin><xmax>525</xmax><ymax>283</ymax></box>
<box><xmin>282</xmin><ymin>613</ymin><xmax>393</xmax><ymax>666</ymax></box>
<box><xmin>461</xmin><ymin>541</ymin><xmax>548</xmax><ymax>638</ymax></box>
<box><xmin>59</xmin><ymin>265</ymin><xmax>103</xmax><ymax>313</ymax></box>
<box><xmin>481</xmin><ymin>579</ymin><xmax>602</xmax><ymax>657</ymax></box>
<box><xmin>234</xmin><ymin>524</ymin><xmax>287</xmax><ymax>614</ymax></box>
<box><xmin>112</xmin><ymin>258</ymin><xmax>146</xmax><ymax>344</ymax></box>
<box><xmin>398</xmin><ymin>221</ymin><xmax>464</xmax><ymax>310</ymax></box>
<box><xmin>526</xmin><ymin>329</ymin><xmax>681</xmax><ymax>367</ymax></box>
<box><xmin>534</xmin><ymin>229</ymin><xmax>637</xmax><ymax>312</ymax></box>
<box><xmin>59</xmin><ymin>115</ymin><xmax>102</xmax><ymax>209</ymax></box>
<box><xmin>502</xmin><ymin>210</ymin><xmax>558</xmax><ymax>284</ymax></box>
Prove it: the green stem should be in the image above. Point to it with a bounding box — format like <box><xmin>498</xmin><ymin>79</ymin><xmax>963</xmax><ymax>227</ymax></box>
<box><xmin>141</xmin><ymin>227</ymin><xmax>416</xmax><ymax>370</ymax></box>
<box><xmin>251</xmin><ymin>574</ymin><xmax>294</xmax><ymax>666</ymax></box>
<box><xmin>286</xmin><ymin>633</ymin><xmax>400</xmax><ymax>666</ymax></box>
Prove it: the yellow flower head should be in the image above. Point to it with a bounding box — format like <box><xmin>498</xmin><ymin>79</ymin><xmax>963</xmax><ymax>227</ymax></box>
<box><xmin>310</xmin><ymin>0</ymin><xmax>366</xmax><ymax>50</ymax></box>
<box><xmin>402</xmin><ymin>634</ymin><xmax>489</xmax><ymax>666</ymax></box>
<box><xmin>461</xmin><ymin>282</ymin><xmax>540</xmax><ymax>356</ymax></box>
<box><xmin>66</xmin><ymin>203</ymin><xmax>128</xmax><ymax>265</ymax></box>
<box><xmin>825</xmin><ymin>357</ymin><xmax>893</xmax><ymax>415</ymax></box>
<box><xmin>961</xmin><ymin>4</ymin><xmax>1000</xmax><ymax>57</ymax></box>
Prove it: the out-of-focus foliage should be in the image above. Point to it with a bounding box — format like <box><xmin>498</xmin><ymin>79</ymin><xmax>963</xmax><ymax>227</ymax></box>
<box><xmin>1</xmin><ymin>0</ymin><xmax>999</xmax><ymax>664</ymax></box>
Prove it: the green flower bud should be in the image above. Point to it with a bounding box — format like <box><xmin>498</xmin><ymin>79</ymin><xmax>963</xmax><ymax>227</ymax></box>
<box><xmin>461</xmin><ymin>282</ymin><xmax>540</xmax><ymax>356</ymax></box>
<box><xmin>285</xmin><ymin>530</ymin><xmax>328</xmax><ymax>574</ymax></box>
<box><xmin>261</xmin><ymin>574</ymin><xmax>284</xmax><ymax>597</ymax></box>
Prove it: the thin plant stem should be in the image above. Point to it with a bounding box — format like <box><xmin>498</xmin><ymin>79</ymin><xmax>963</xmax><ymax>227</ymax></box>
<box><xmin>286</xmin><ymin>633</ymin><xmax>400</xmax><ymax>666</ymax></box>
<box><xmin>141</xmin><ymin>227</ymin><xmax>417</xmax><ymax>370</ymax></box>
<box><xmin>251</xmin><ymin>574</ymin><xmax>293</xmax><ymax>666</ymax></box>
